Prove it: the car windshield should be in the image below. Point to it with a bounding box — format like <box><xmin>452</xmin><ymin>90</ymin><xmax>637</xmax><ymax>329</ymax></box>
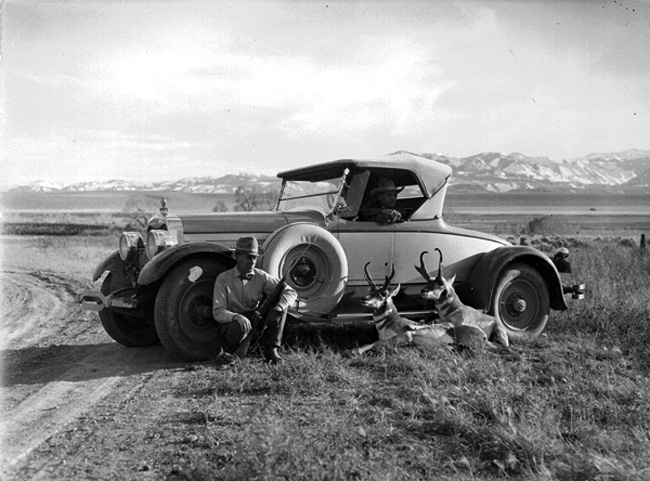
<box><xmin>277</xmin><ymin>177</ymin><xmax>344</xmax><ymax>214</ymax></box>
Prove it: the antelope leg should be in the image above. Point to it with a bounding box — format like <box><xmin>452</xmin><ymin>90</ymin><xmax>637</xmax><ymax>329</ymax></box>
<box><xmin>355</xmin><ymin>341</ymin><xmax>379</xmax><ymax>355</ymax></box>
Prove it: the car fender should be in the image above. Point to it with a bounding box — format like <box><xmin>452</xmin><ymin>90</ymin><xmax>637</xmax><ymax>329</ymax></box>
<box><xmin>138</xmin><ymin>243</ymin><xmax>237</xmax><ymax>285</ymax></box>
<box><xmin>465</xmin><ymin>245</ymin><xmax>567</xmax><ymax>312</ymax></box>
<box><xmin>92</xmin><ymin>250</ymin><xmax>124</xmax><ymax>282</ymax></box>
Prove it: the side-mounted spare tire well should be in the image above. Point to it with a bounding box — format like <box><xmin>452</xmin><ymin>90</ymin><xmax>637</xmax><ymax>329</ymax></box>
<box><xmin>260</xmin><ymin>223</ymin><xmax>349</xmax><ymax>316</ymax></box>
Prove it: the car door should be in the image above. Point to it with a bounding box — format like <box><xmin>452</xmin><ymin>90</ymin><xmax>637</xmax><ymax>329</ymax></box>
<box><xmin>330</xmin><ymin>220</ymin><xmax>395</xmax><ymax>287</ymax></box>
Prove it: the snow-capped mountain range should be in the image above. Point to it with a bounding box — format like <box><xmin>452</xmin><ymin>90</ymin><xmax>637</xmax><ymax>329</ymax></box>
<box><xmin>10</xmin><ymin>150</ymin><xmax>650</xmax><ymax>194</ymax></box>
<box><xmin>417</xmin><ymin>149</ymin><xmax>650</xmax><ymax>193</ymax></box>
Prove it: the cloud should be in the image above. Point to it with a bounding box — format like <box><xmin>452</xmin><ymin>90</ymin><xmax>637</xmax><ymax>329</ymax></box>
<box><xmin>195</xmin><ymin>35</ymin><xmax>448</xmax><ymax>137</ymax></box>
<box><xmin>2</xmin><ymin>0</ymin><xmax>649</xmax><ymax>188</ymax></box>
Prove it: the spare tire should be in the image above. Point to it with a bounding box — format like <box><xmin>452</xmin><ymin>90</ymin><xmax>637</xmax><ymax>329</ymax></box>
<box><xmin>260</xmin><ymin>223</ymin><xmax>348</xmax><ymax>315</ymax></box>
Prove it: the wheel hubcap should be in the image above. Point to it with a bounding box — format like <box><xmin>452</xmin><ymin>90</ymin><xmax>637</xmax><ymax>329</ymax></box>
<box><xmin>179</xmin><ymin>280</ymin><xmax>218</xmax><ymax>343</ymax></box>
<box><xmin>291</xmin><ymin>258</ymin><xmax>317</xmax><ymax>287</ymax></box>
<box><xmin>513</xmin><ymin>298</ymin><xmax>527</xmax><ymax>312</ymax></box>
<box><xmin>500</xmin><ymin>282</ymin><xmax>537</xmax><ymax>330</ymax></box>
<box><xmin>284</xmin><ymin>245</ymin><xmax>329</xmax><ymax>300</ymax></box>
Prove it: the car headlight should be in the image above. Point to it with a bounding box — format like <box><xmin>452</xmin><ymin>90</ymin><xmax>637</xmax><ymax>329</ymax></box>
<box><xmin>119</xmin><ymin>232</ymin><xmax>144</xmax><ymax>263</ymax></box>
<box><xmin>146</xmin><ymin>229</ymin><xmax>175</xmax><ymax>259</ymax></box>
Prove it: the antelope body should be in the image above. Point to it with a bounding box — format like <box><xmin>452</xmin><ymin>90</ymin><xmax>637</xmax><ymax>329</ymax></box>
<box><xmin>416</xmin><ymin>249</ymin><xmax>516</xmax><ymax>355</ymax></box>
<box><xmin>355</xmin><ymin>263</ymin><xmax>492</xmax><ymax>355</ymax></box>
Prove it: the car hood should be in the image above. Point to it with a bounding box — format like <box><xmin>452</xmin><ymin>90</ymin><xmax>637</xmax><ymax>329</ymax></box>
<box><xmin>177</xmin><ymin>210</ymin><xmax>327</xmax><ymax>235</ymax></box>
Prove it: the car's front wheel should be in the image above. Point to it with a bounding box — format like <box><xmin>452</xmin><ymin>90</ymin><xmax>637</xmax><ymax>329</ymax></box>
<box><xmin>99</xmin><ymin>273</ymin><xmax>160</xmax><ymax>347</ymax></box>
<box><xmin>490</xmin><ymin>263</ymin><xmax>549</xmax><ymax>339</ymax></box>
<box><xmin>154</xmin><ymin>258</ymin><xmax>227</xmax><ymax>361</ymax></box>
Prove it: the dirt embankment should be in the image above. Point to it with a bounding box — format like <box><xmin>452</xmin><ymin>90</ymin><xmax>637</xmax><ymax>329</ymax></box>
<box><xmin>0</xmin><ymin>270</ymin><xmax>186</xmax><ymax>480</ymax></box>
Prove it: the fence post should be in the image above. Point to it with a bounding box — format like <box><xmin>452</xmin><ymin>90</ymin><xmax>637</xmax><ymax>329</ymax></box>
<box><xmin>641</xmin><ymin>233</ymin><xmax>647</xmax><ymax>250</ymax></box>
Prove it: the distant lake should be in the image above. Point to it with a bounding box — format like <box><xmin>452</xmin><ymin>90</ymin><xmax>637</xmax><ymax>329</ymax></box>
<box><xmin>1</xmin><ymin>190</ymin><xmax>648</xmax><ymax>217</ymax></box>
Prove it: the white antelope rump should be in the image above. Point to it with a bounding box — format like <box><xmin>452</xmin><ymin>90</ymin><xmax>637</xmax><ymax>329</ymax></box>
<box><xmin>415</xmin><ymin>249</ymin><xmax>521</xmax><ymax>359</ymax></box>
<box><xmin>354</xmin><ymin>262</ymin><xmax>492</xmax><ymax>355</ymax></box>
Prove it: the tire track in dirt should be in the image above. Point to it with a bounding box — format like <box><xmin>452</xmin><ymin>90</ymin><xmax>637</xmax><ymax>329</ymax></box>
<box><xmin>1</xmin><ymin>345</ymin><xmax>168</xmax><ymax>475</ymax></box>
<box><xmin>1</xmin><ymin>271</ymin><xmax>66</xmax><ymax>347</ymax></box>
<box><xmin>0</xmin><ymin>270</ymin><xmax>172</xmax><ymax>479</ymax></box>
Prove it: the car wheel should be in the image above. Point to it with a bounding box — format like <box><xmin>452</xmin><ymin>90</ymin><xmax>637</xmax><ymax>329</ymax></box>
<box><xmin>154</xmin><ymin>258</ymin><xmax>227</xmax><ymax>361</ymax></box>
<box><xmin>261</xmin><ymin>223</ymin><xmax>348</xmax><ymax>315</ymax></box>
<box><xmin>490</xmin><ymin>263</ymin><xmax>549</xmax><ymax>339</ymax></box>
<box><xmin>99</xmin><ymin>273</ymin><xmax>160</xmax><ymax>347</ymax></box>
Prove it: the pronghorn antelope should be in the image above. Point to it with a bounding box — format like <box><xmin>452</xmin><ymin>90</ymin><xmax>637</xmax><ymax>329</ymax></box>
<box><xmin>415</xmin><ymin>249</ymin><xmax>514</xmax><ymax>352</ymax></box>
<box><xmin>354</xmin><ymin>262</ymin><xmax>492</xmax><ymax>355</ymax></box>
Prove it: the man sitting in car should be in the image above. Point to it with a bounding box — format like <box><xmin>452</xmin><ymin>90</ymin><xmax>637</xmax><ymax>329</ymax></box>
<box><xmin>358</xmin><ymin>177</ymin><xmax>408</xmax><ymax>224</ymax></box>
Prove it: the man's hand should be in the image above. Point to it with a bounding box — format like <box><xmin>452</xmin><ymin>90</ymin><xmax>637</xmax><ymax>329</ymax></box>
<box><xmin>380</xmin><ymin>209</ymin><xmax>403</xmax><ymax>224</ymax></box>
<box><xmin>233</xmin><ymin>314</ymin><xmax>252</xmax><ymax>335</ymax></box>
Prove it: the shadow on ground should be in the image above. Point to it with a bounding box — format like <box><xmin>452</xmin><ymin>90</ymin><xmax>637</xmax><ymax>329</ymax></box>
<box><xmin>1</xmin><ymin>343</ymin><xmax>184</xmax><ymax>386</ymax></box>
<box><xmin>283</xmin><ymin>322</ymin><xmax>378</xmax><ymax>352</ymax></box>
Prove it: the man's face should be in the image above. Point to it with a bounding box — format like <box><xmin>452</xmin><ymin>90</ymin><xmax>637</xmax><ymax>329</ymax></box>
<box><xmin>235</xmin><ymin>253</ymin><xmax>258</xmax><ymax>275</ymax></box>
<box><xmin>377</xmin><ymin>191</ymin><xmax>397</xmax><ymax>209</ymax></box>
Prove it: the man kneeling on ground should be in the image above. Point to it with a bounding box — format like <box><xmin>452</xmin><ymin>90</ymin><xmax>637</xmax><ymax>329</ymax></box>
<box><xmin>212</xmin><ymin>236</ymin><xmax>298</xmax><ymax>365</ymax></box>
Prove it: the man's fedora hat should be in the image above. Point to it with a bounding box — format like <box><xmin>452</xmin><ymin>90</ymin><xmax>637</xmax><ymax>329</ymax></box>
<box><xmin>234</xmin><ymin>236</ymin><xmax>264</xmax><ymax>257</ymax></box>
<box><xmin>370</xmin><ymin>178</ymin><xmax>404</xmax><ymax>198</ymax></box>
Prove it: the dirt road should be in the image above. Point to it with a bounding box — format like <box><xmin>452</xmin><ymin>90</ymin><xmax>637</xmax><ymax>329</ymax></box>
<box><xmin>1</xmin><ymin>270</ymin><xmax>190</xmax><ymax>480</ymax></box>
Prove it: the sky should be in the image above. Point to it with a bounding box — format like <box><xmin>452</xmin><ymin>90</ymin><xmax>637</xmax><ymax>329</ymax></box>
<box><xmin>1</xmin><ymin>0</ymin><xmax>649</xmax><ymax>189</ymax></box>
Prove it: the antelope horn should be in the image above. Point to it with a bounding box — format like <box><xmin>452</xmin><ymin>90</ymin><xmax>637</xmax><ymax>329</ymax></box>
<box><xmin>383</xmin><ymin>264</ymin><xmax>396</xmax><ymax>290</ymax></box>
<box><xmin>363</xmin><ymin>262</ymin><xmax>378</xmax><ymax>289</ymax></box>
<box><xmin>415</xmin><ymin>251</ymin><xmax>433</xmax><ymax>282</ymax></box>
<box><xmin>435</xmin><ymin>248</ymin><xmax>444</xmax><ymax>281</ymax></box>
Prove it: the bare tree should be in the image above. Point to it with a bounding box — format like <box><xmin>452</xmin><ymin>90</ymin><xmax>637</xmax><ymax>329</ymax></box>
<box><xmin>213</xmin><ymin>200</ymin><xmax>229</xmax><ymax>212</ymax></box>
<box><xmin>123</xmin><ymin>195</ymin><xmax>160</xmax><ymax>229</ymax></box>
<box><xmin>234</xmin><ymin>185</ymin><xmax>276</xmax><ymax>211</ymax></box>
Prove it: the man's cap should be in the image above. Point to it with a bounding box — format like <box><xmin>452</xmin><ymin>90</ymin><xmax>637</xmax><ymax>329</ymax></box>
<box><xmin>235</xmin><ymin>236</ymin><xmax>264</xmax><ymax>257</ymax></box>
<box><xmin>370</xmin><ymin>178</ymin><xmax>404</xmax><ymax>198</ymax></box>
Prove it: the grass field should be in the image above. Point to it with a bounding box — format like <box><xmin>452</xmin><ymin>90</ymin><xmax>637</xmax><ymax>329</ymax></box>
<box><xmin>2</xmin><ymin>190</ymin><xmax>649</xmax><ymax>479</ymax></box>
<box><xmin>4</xmin><ymin>233</ymin><xmax>650</xmax><ymax>480</ymax></box>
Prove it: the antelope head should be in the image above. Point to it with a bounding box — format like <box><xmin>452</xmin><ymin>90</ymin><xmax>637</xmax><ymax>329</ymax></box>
<box><xmin>361</xmin><ymin>262</ymin><xmax>400</xmax><ymax>311</ymax></box>
<box><xmin>416</xmin><ymin>249</ymin><xmax>456</xmax><ymax>301</ymax></box>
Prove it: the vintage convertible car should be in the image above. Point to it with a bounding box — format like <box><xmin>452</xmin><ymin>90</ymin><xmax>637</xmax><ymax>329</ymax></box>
<box><xmin>78</xmin><ymin>153</ymin><xmax>580</xmax><ymax>360</ymax></box>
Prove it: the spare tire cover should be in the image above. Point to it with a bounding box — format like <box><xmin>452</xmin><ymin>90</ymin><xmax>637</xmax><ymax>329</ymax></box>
<box><xmin>260</xmin><ymin>223</ymin><xmax>348</xmax><ymax>315</ymax></box>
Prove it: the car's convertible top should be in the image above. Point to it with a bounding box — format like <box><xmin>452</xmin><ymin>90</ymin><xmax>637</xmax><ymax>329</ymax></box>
<box><xmin>277</xmin><ymin>153</ymin><xmax>452</xmax><ymax>198</ymax></box>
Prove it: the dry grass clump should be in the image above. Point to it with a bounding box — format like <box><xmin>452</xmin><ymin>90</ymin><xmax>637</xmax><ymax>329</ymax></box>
<box><xmin>510</xmin><ymin>234</ymin><xmax>591</xmax><ymax>254</ymax></box>
<box><xmin>549</xmin><ymin>240</ymin><xmax>650</xmax><ymax>369</ymax></box>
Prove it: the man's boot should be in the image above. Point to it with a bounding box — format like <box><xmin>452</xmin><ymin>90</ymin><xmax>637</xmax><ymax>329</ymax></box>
<box><xmin>234</xmin><ymin>334</ymin><xmax>252</xmax><ymax>359</ymax></box>
<box><xmin>262</xmin><ymin>346</ymin><xmax>282</xmax><ymax>364</ymax></box>
<box><xmin>260</xmin><ymin>309</ymin><xmax>287</xmax><ymax>364</ymax></box>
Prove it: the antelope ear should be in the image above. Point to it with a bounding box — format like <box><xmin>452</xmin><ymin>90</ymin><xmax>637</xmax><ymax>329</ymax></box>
<box><xmin>446</xmin><ymin>275</ymin><xmax>456</xmax><ymax>286</ymax></box>
<box><xmin>388</xmin><ymin>284</ymin><xmax>401</xmax><ymax>298</ymax></box>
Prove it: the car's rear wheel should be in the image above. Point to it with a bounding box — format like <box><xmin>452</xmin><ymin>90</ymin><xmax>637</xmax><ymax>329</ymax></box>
<box><xmin>99</xmin><ymin>273</ymin><xmax>160</xmax><ymax>347</ymax></box>
<box><xmin>154</xmin><ymin>258</ymin><xmax>227</xmax><ymax>361</ymax></box>
<box><xmin>261</xmin><ymin>223</ymin><xmax>348</xmax><ymax>316</ymax></box>
<box><xmin>490</xmin><ymin>263</ymin><xmax>549</xmax><ymax>339</ymax></box>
